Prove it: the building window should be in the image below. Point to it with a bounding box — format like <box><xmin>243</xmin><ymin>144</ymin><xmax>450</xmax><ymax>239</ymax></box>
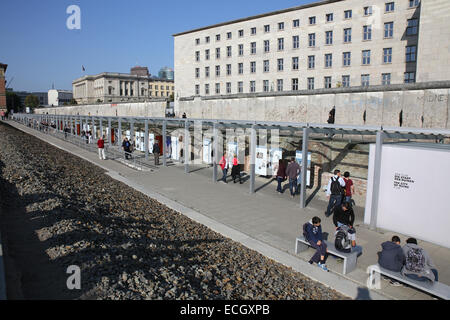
<box><xmin>216</xmin><ymin>34</ymin><xmax>221</xmax><ymax>41</ymax></box>
<box><xmin>407</xmin><ymin>19</ymin><xmax>418</xmax><ymax>36</ymax></box>
<box><xmin>250</xmin><ymin>81</ymin><xmax>256</xmax><ymax>93</ymax></box>
<box><xmin>238</xmin><ymin>63</ymin><xmax>244</xmax><ymax>74</ymax></box>
<box><xmin>215</xmin><ymin>83</ymin><xmax>220</xmax><ymax>94</ymax></box>
<box><xmin>382</xmin><ymin>73</ymin><xmax>391</xmax><ymax>85</ymax></box>
<box><xmin>292</xmin><ymin>57</ymin><xmax>299</xmax><ymax>70</ymax></box>
<box><xmin>325</xmin><ymin>54</ymin><xmax>332</xmax><ymax>68</ymax></box>
<box><xmin>251</xmin><ymin>27</ymin><xmax>257</xmax><ymax>35</ymax></box>
<box><xmin>308</xmin><ymin>77</ymin><xmax>315</xmax><ymax>90</ymax></box>
<box><xmin>195</xmin><ymin>51</ymin><xmax>200</xmax><ymax>62</ymax></box>
<box><xmin>344</xmin><ymin>10</ymin><xmax>352</xmax><ymax>19</ymax></box>
<box><xmin>293</xmin><ymin>19</ymin><xmax>300</xmax><ymax>27</ymax></box>
<box><xmin>383</xmin><ymin>48</ymin><xmax>392</xmax><ymax>63</ymax></box>
<box><xmin>238</xmin><ymin>81</ymin><xmax>243</xmax><ymax>93</ymax></box>
<box><xmin>205</xmin><ymin>49</ymin><xmax>210</xmax><ymax>60</ymax></box>
<box><xmin>227</xmin><ymin>32</ymin><xmax>232</xmax><ymax>40</ymax></box>
<box><xmin>226</xmin><ymin>64</ymin><xmax>232</xmax><ymax>76</ymax></box>
<box><xmin>344</xmin><ymin>28</ymin><xmax>352</xmax><ymax>43</ymax></box>
<box><xmin>404</xmin><ymin>72</ymin><xmax>416</xmax><ymax>83</ymax></box>
<box><xmin>409</xmin><ymin>0</ymin><xmax>420</xmax><ymax>8</ymax></box>
<box><xmin>277</xmin><ymin>79</ymin><xmax>283</xmax><ymax>92</ymax></box>
<box><xmin>364</xmin><ymin>6</ymin><xmax>373</xmax><ymax>16</ymax></box>
<box><xmin>238</xmin><ymin>44</ymin><xmax>244</xmax><ymax>56</ymax></box>
<box><xmin>292</xmin><ymin>35</ymin><xmax>299</xmax><ymax>49</ymax></box>
<box><xmin>263</xmin><ymin>80</ymin><xmax>270</xmax><ymax>92</ymax></box>
<box><xmin>227</xmin><ymin>46</ymin><xmax>232</xmax><ymax>57</ymax></box>
<box><xmin>326</xmin><ymin>13</ymin><xmax>334</xmax><ymax>22</ymax></box>
<box><xmin>195</xmin><ymin>85</ymin><xmax>200</xmax><ymax>95</ymax></box>
<box><xmin>251</xmin><ymin>42</ymin><xmax>256</xmax><ymax>54</ymax></box>
<box><xmin>278</xmin><ymin>58</ymin><xmax>284</xmax><ymax>71</ymax></box>
<box><xmin>263</xmin><ymin>60</ymin><xmax>270</xmax><ymax>72</ymax></box>
<box><xmin>205</xmin><ymin>84</ymin><xmax>210</xmax><ymax>95</ymax></box>
<box><xmin>239</xmin><ymin>29</ymin><xmax>244</xmax><ymax>37</ymax></box>
<box><xmin>264</xmin><ymin>40</ymin><xmax>270</xmax><ymax>53</ymax></box>
<box><xmin>362</xmin><ymin>50</ymin><xmax>371</xmax><ymax>65</ymax></box>
<box><xmin>385</xmin><ymin>2</ymin><xmax>395</xmax><ymax>12</ymax></box>
<box><xmin>309</xmin><ymin>16</ymin><xmax>316</xmax><ymax>25</ymax></box>
<box><xmin>215</xmin><ymin>65</ymin><xmax>220</xmax><ymax>77</ymax></box>
<box><xmin>384</xmin><ymin>22</ymin><xmax>394</xmax><ymax>38</ymax></box>
<box><xmin>361</xmin><ymin>74</ymin><xmax>370</xmax><ymax>87</ymax></box>
<box><xmin>264</xmin><ymin>24</ymin><xmax>270</xmax><ymax>33</ymax></box>
<box><xmin>205</xmin><ymin>67</ymin><xmax>210</xmax><ymax>78</ymax></box>
<box><xmin>324</xmin><ymin>76</ymin><xmax>332</xmax><ymax>89</ymax></box>
<box><xmin>292</xmin><ymin>78</ymin><xmax>299</xmax><ymax>91</ymax></box>
<box><xmin>250</xmin><ymin>61</ymin><xmax>256</xmax><ymax>73</ymax></box>
<box><xmin>308</xmin><ymin>33</ymin><xmax>315</xmax><ymax>47</ymax></box>
<box><xmin>363</xmin><ymin>25</ymin><xmax>372</xmax><ymax>41</ymax></box>
<box><xmin>308</xmin><ymin>55</ymin><xmax>315</xmax><ymax>69</ymax></box>
<box><xmin>278</xmin><ymin>22</ymin><xmax>285</xmax><ymax>30</ymax></box>
<box><xmin>226</xmin><ymin>82</ymin><xmax>231</xmax><ymax>94</ymax></box>
<box><xmin>325</xmin><ymin>31</ymin><xmax>333</xmax><ymax>45</ymax></box>
<box><xmin>278</xmin><ymin>38</ymin><xmax>284</xmax><ymax>51</ymax></box>
<box><xmin>195</xmin><ymin>68</ymin><xmax>200</xmax><ymax>78</ymax></box>
<box><xmin>342</xmin><ymin>75</ymin><xmax>350</xmax><ymax>87</ymax></box>
<box><xmin>406</xmin><ymin>45</ymin><xmax>417</xmax><ymax>62</ymax></box>
<box><xmin>195</xmin><ymin>38</ymin><xmax>200</xmax><ymax>45</ymax></box>
<box><xmin>216</xmin><ymin>48</ymin><xmax>221</xmax><ymax>59</ymax></box>
<box><xmin>206</xmin><ymin>36</ymin><xmax>210</xmax><ymax>43</ymax></box>
<box><xmin>343</xmin><ymin>52</ymin><xmax>351</xmax><ymax>66</ymax></box>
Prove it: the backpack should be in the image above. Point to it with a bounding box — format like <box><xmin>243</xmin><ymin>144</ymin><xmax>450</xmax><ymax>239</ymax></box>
<box><xmin>405</xmin><ymin>247</ymin><xmax>426</xmax><ymax>273</ymax></box>
<box><xmin>302</xmin><ymin>223</ymin><xmax>309</xmax><ymax>241</ymax></box>
<box><xmin>335</xmin><ymin>226</ymin><xmax>351</xmax><ymax>252</ymax></box>
<box><xmin>330</xmin><ymin>177</ymin><xmax>344</xmax><ymax>195</ymax></box>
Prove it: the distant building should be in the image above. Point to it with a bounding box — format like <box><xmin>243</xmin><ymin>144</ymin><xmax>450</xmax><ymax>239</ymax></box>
<box><xmin>0</xmin><ymin>62</ymin><xmax>7</xmax><ymax>112</ymax></box>
<box><xmin>72</xmin><ymin>66</ymin><xmax>174</xmax><ymax>104</ymax></box>
<box><xmin>158</xmin><ymin>67</ymin><xmax>174</xmax><ymax>80</ymax></box>
<box><xmin>14</xmin><ymin>91</ymin><xmax>48</xmax><ymax>107</ymax></box>
<box><xmin>48</xmin><ymin>89</ymin><xmax>73</xmax><ymax>106</ymax></box>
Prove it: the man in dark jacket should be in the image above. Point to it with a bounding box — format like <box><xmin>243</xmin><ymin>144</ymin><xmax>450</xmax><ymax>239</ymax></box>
<box><xmin>153</xmin><ymin>141</ymin><xmax>160</xmax><ymax>165</ymax></box>
<box><xmin>304</xmin><ymin>217</ymin><xmax>329</xmax><ymax>272</ymax></box>
<box><xmin>332</xmin><ymin>202</ymin><xmax>355</xmax><ymax>228</ymax></box>
<box><xmin>286</xmin><ymin>158</ymin><xmax>301</xmax><ymax>198</ymax></box>
<box><xmin>378</xmin><ymin>236</ymin><xmax>405</xmax><ymax>273</ymax></box>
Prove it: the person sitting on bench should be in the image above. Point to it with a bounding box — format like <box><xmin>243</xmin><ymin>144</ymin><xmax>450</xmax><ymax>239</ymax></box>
<box><xmin>304</xmin><ymin>217</ymin><xmax>329</xmax><ymax>272</ymax></box>
<box><xmin>378</xmin><ymin>236</ymin><xmax>406</xmax><ymax>273</ymax></box>
<box><xmin>402</xmin><ymin>238</ymin><xmax>438</xmax><ymax>283</ymax></box>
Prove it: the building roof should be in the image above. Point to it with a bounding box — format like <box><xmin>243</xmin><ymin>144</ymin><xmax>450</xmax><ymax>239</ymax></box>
<box><xmin>173</xmin><ymin>0</ymin><xmax>344</xmax><ymax>37</ymax></box>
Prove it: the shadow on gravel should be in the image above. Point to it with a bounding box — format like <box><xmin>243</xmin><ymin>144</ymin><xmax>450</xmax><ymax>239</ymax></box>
<box><xmin>0</xmin><ymin>159</ymin><xmax>79</xmax><ymax>300</ymax></box>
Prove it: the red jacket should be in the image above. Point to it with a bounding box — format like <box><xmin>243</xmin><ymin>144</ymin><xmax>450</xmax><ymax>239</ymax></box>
<box><xmin>219</xmin><ymin>156</ymin><xmax>228</xmax><ymax>170</ymax></box>
<box><xmin>97</xmin><ymin>139</ymin><xmax>105</xmax><ymax>149</ymax></box>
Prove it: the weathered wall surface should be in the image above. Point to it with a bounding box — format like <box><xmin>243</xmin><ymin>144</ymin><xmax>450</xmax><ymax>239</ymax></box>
<box><xmin>34</xmin><ymin>101</ymin><xmax>167</xmax><ymax>118</ymax></box>
<box><xmin>177</xmin><ymin>86</ymin><xmax>450</xmax><ymax>129</ymax></box>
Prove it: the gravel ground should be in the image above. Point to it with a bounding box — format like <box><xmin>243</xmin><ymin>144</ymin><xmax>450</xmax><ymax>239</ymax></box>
<box><xmin>0</xmin><ymin>122</ymin><xmax>348</xmax><ymax>300</ymax></box>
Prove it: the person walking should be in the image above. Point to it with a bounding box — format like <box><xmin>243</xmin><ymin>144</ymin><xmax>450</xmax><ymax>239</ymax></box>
<box><xmin>122</xmin><ymin>137</ymin><xmax>131</xmax><ymax>159</ymax></box>
<box><xmin>286</xmin><ymin>158</ymin><xmax>301</xmax><ymax>198</ymax></box>
<box><xmin>219</xmin><ymin>152</ymin><xmax>229</xmax><ymax>183</ymax></box>
<box><xmin>97</xmin><ymin>135</ymin><xmax>106</xmax><ymax>160</ymax></box>
<box><xmin>153</xmin><ymin>140</ymin><xmax>160</xmax><ymax>166</ymax></box>
<box><xmin>275</xmin><ymin>159</ymin><xmax>287</xmax><ymax>193</ymax></box>
<box><xmin>325</xmin><ymin>170</ymin><xmax>346</xmax><ymax>217</ymax></box>
<box><xmin>231</xmin><ymin>154</ymin><xmax>242</xmax><ymax>184</ymax></box>
<box><xmin>343</xmin><ymin>171</ymin><xmax>355</xmax><ymax>205</ymax></box>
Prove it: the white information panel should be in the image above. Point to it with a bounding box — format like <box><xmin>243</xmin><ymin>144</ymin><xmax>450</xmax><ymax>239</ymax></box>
<box><xmin>203</xmin><ymin>139</ymin><xmax>212</xmax><ymax>164</ymax></box>
<box><xmin>296</xmin><ymin>151</ymin><xmax>312</xmax><ymax>186</ymax></box>
<box><xmin>268</xmin><ymin>148</ymin><xmax>282</xmax><ymax>176</ymax></box>
<box><xmin>227</xmin><ymin>142</ymin><xmax>238</xmax><ymax>167</ymax></box>
<box><xmin>149</xmin><ymin>134</ymin><xmax>155</xmax><ymax>154</ymax></box>
<box><xmin>365</xmin><ymin>144</ymin><xmax>450</xmax><ymax>248</ymax></box>
<box><xmin>255</xmin><ymin>146</ymin><xmax>268</xmax><ymax>176</ymax></box>
<box><xmin>171</xmin><ymin>136</ymin><xmax>179</xmax><ymax>160</ymax></box>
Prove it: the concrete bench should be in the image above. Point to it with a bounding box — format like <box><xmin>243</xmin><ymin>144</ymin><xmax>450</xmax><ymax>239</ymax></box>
<box><xmin>295</xmin><ymin>236</ymin><xmax>359</xmax><ymax>275</ymax></box>
<box><xmin>368</xmin><ymin>264</ymin><xmax>450</xmax><ymax>300</ymax></box>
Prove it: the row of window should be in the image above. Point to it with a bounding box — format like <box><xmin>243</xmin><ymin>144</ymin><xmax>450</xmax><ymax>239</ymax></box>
<box><xmin>194</xmin><ymin>1</ymin><xmax>420</xmax><ymax>45</ymax></box>
<box><xmin>195</xmin><ymin>20</ymin><xmax>418</xmax><ymax>62</ymax></box>
<box><xmin>195</xmin><ymin>72</ymin><xmax>416</xmax><ymax>95</ymax></box>
<box><xmin>149</xmin><ymin>85</ymin><xmax>174</xmax><ymax>90</ymax></box>
<box><xmin>195</xmin><ymin>46</ymin><xmax>416</xmax><ymax>79</ymax></box>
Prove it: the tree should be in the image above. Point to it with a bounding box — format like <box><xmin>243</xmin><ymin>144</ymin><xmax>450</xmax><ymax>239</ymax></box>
<box><xmin>24</xmin><ymin>94</ymin><xmax>39</xmax><ymax>108</ymax></box>
<box><xmin>6</xmin><ymin>91</ymin><xmax>22</xmax><ymax>112</ymax></box>
<box><xmin>70</xmin><ymin>98</ymin><xmax>78</xmax><ymax>105</ymax></box>
<box><xmin>169</xmin><ymin>93</ymin><xmax>174</xmax><ymax>102</ymax></box>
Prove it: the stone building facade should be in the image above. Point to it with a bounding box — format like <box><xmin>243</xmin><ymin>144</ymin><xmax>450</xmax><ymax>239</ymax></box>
<box><xmin>0</xmin><ymin>63</ymin><xmax>7</xmax><ymax>112</ymax></box>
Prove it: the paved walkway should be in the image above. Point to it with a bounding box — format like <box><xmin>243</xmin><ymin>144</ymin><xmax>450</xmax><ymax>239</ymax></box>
<box><xmin>5</xmin><ymin>120</ymin><xmax>450</xmax><ymax>300</ymax></box>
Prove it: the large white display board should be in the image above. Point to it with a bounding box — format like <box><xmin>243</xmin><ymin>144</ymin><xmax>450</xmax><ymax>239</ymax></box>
<box><xmin>365</xmin><ymin>143</ymin><xmax>450</xmax><ymax>248</ymax></box>
<box><xmin>149</xmin><ymin>134</ymin><xmax>155</xmax><ymax>154</ymax></box>
<box><xmin>268</xmin><ymin>148</ymin><xmax>282</xmax><ymax>176</ymax></box>
<box><xmin>255</xmin><ymin>146</ymin><xmax>268</xmax><ymax>176</ymax></box>
<box><xmin>171</xmin><ymin>136</ymin><xmax>179</xmax><ymax>160</ymax></box>
<box><xmin>203</xmin><ymin>139</ymin><xmax>212</xmax><ymax>164</ymax></box>
<box><xmin>295</xmin><ymin>151</ymin><xmax>312</xmax><ymax>187</ymax></box>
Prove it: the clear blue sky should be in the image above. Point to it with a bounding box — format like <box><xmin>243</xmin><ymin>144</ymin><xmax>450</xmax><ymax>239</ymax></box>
<box><xmin>0</xmin><ymin>0</ymin><xmax>314</xmax><ymax>92</ymax></box>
